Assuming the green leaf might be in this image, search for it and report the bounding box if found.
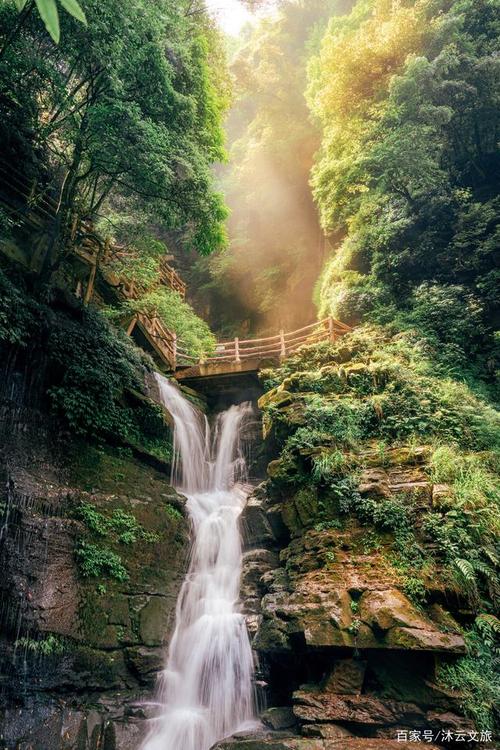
[14,0,28,10]
[59,0,87,25]
[35,0,60,43]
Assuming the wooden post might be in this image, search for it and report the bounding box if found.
[70,213,78,242]
[172,332,177,370]
[126,316,137,335]
[103,237,111,261]
[280,329,286,358]
[328,316,335,343]
[84,260,97,304]
[234,337,240,363]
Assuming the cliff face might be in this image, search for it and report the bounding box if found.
[229,328,499,750]
[1,319,498,750]
[0,355,189,750]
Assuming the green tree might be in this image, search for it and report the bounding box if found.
[0,0,229,284]
[309,0,499,381]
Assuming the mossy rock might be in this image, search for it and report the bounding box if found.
[69,646,129,689]
[258,389,294,411]
[282,488,318,534]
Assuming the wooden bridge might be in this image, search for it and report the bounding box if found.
[174,316,351,379]
[0,162,352,378]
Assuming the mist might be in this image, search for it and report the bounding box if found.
[198,0,337,336]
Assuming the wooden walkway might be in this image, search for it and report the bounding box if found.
[174,317,352,380]
[0,163,352,375]
[0,161,185,369]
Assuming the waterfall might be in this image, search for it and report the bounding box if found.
[142,374,257,750]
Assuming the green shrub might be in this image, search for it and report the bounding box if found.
[312,450,350,482]
[47,307,145,439]
[439,617,500,732]
[424,445,499,606]
[76,502,160,546]
[0,268,173,446]
[407,283,486,364]
[76,541,129,582]
[15,634,67,656]
[372,496,413,534]
[164,504,183,522]
[0,268,39,346]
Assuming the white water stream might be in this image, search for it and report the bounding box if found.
[141,374,257,750]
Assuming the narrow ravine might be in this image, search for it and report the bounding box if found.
[142,374,257,750]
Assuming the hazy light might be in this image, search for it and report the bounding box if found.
[205,0,254,36]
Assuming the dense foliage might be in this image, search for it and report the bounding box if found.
[261,327,500,728]
[308,0,499,380]
[0,0,229,279]
[0,266,173,454]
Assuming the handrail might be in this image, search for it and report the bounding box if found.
[0,161,352,374]
[174,316,351,371]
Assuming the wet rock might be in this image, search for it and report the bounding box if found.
[427,604,462,632]
[358,589,431,632]
[258,389,294,412]
[386,627,465,653]
[210,731,322,750]
[125,646,164,682]
[260,568,289,594]
[323,659,367,695]
[102,719,146,750]
[106,596,130,627]
[302,723,354,738]
[282,488,319,534]
[241,495,276,548]
[139,596,171,646]
[242,550,278,595]
[211,733,441,749]
[426,710,475,733]
[265,504,289,544]
[245,612,262,636]
[358,469,390,498]
[293,690,425,727]
[261,706,297,730]
[254,613,291,652]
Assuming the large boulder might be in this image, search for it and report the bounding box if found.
[293,690,425,726]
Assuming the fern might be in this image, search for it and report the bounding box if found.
[453,558,479,605]
[476,614,500,656]
[476,614,500,634]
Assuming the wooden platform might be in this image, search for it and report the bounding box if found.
[176,358,267,381]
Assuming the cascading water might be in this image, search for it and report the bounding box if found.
[142,374,257,750]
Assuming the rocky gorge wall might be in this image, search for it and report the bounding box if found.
[0,354,190,750]
[217,328,499,750]
[0,321,498,750]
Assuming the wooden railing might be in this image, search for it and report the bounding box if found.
[0,162,352,374]
[173,317,352,371]
[0,161,186,370]
[0,161,186,299]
